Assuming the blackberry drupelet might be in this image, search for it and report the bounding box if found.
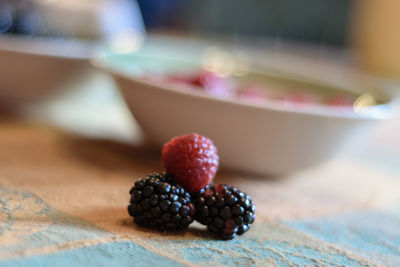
[193,184,256,240]
[128,172,195,231]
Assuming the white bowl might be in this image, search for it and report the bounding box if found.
[0,36,94,103]
[98,52,394,176]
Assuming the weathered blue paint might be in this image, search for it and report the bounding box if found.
[0,241,183,267]
[177,239,366,266]
[0,186,396,266]
[287,210,400,266]
[0,187,110,258]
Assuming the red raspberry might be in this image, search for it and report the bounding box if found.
[282,92,316,107]
[325,95,355,107]
[237,86,271,104]
[162,133,219,193]
[170,71,234,99]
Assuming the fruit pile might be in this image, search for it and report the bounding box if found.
[128,133,256,240]
[147,71,357,109]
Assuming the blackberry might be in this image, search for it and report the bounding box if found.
[128,172,195,231]
[193,184,256,240]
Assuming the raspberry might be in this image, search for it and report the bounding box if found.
[237,86,271,104]
[325,95,355,107]
[128,172,195,231]
[162,134,219,193]
[281,92,316,107]
[169,71,235,98]
[193,184,256,240]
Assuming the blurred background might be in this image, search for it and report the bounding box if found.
[139,0,350,47]
[0,0,399,145]
[0,0,398,75]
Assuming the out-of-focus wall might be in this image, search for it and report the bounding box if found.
[351,0,400,78]
[138,0,351,47]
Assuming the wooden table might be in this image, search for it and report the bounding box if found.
[1,71,400,266]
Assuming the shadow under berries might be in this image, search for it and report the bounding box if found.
[119,217,217,240]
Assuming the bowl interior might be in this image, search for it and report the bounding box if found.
[99,47,394,118]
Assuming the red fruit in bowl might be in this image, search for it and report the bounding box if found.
[326,95,355,107]
[281,91,316,107]
[166,71,235,99]
[165,74,189,84]
[188,71,234,98]
[237,86,270,103]
[162,133,219,193]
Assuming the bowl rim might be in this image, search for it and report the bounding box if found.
[93,55,395,122]
[0,35,98,60]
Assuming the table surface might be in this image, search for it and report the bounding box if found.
[1,69,400,267]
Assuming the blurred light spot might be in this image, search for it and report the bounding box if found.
[202,47,249,77]
[202,47,236,77]
[109,28,144,54]
[353,94,376,113]
[0,9,13,33]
